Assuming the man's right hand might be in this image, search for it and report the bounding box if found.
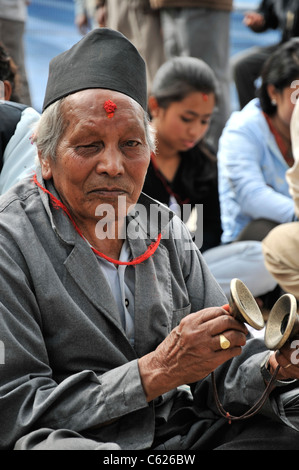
[138,307,248,402]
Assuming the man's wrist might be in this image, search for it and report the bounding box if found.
[261,353,297,387]
[138,352,173,403]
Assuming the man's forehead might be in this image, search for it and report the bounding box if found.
[62,89,145,137]
[65,88,142,114]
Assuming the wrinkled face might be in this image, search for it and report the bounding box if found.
[151,91,215,152]
[40,89,151,228]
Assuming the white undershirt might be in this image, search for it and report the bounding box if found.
[95,240,136,346]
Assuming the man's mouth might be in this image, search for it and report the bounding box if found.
[88,187,127,196]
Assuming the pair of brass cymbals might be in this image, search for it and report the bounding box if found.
[228,278,299,350]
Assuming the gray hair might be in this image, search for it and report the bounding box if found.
[34,96,156,163]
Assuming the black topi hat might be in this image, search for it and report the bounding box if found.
[42,28,147,111]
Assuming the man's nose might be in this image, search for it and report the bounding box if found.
[95,146,124,177]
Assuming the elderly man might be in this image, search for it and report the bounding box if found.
[0,29,299,451]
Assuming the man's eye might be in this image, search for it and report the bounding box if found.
[123,140,140,147]
[75,144,101,153]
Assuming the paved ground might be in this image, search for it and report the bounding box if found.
[24,0,281,113]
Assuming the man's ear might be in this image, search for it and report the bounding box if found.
[39,152,53,180]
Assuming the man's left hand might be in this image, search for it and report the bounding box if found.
[269,340,299,381]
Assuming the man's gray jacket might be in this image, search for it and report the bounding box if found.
[0,169,295,449]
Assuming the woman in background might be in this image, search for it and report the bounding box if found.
[143,56,222,252]
[143,56,277,308]
[0,42,39,193]
[218,38,299,245]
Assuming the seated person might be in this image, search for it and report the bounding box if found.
[143,56,222,252]
[1,28,299,451]
[263,98,299,299]
[218,39,299,245]
[231,0,299,109]
[73,0,98,34]
[0,41,20,102]
[143,56,276,301]
[0,43,38,193]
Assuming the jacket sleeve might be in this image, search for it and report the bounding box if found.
[0,210,227,449]
[218,115,295,224]
[0,231,149,449]
[0,107,39,194]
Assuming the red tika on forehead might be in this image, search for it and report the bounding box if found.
[103,99,117,118]
[202,93,208,101]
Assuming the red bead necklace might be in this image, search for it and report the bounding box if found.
[33,173,161,266]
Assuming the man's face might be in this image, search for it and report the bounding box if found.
[40,89,151,228]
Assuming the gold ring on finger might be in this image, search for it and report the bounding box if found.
[219,334,231,350]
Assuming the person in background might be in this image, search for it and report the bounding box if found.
[144,55,277,303]
[218,39,299,247]
[0,43,39,193]
[0,42,20,102]
[143,56,222,252]
[1,28,299,451]
[231,0,299,109]
[73,0,98,34]
[263,99,299,299]
[0,0,32,106]
[96,0,165,92]
[149,0,232,151]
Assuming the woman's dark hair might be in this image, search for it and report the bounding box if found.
[0,42,20,102]
[150,56,219,108]
[258,37,299,115]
